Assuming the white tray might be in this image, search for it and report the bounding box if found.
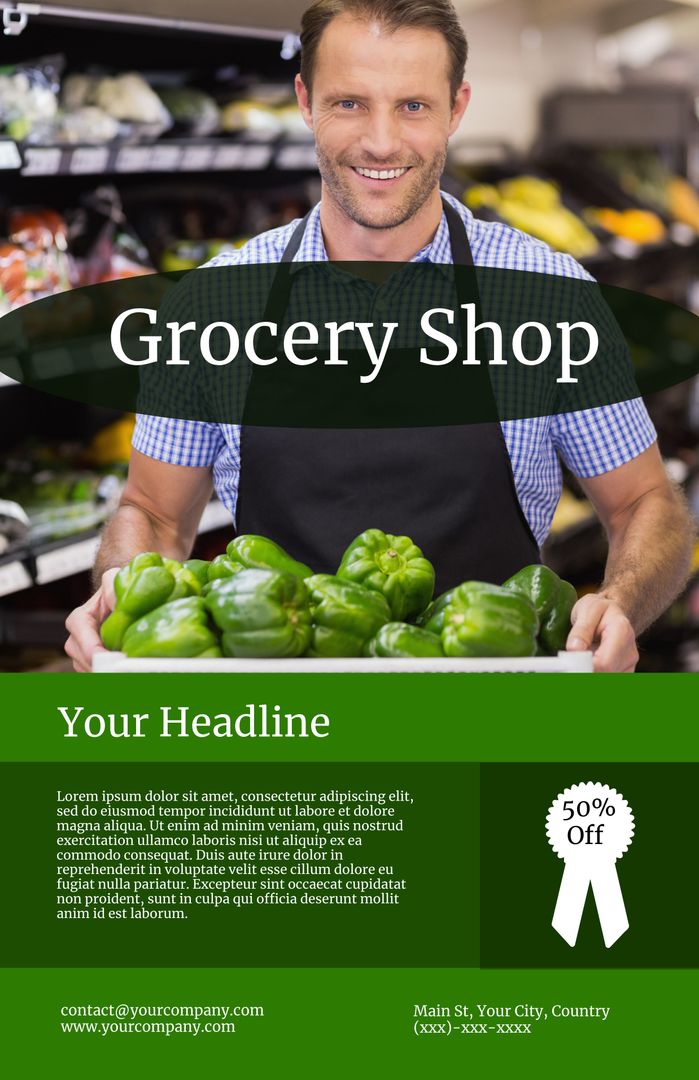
[93,651,593,673]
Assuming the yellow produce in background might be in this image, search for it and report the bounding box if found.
[585,207,665,245]
[464,177,599,259]
[498,176,560,210]
[86,414,135,466]
[548,489,594,535]
[667,178,699,232]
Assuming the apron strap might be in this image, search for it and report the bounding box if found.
[280,209,314,264]
[442,197,474,267]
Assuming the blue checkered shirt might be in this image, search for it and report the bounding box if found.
[133,191,656,545]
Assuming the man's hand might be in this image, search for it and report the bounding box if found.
[64,451,215,671]
[566,593,639,673]
[574,445,695,670]
[64,569,118,673]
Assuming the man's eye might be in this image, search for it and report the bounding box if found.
[405,102,424,112]
[339,100,357,110]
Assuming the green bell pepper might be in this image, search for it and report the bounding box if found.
[100,557,170,648]
[208,554,244,583]
[101,552,202,651]
[337,529,435,621]
[154,556,204,600]
[226,535,313,580]
[305,574,390,657]
[416,589,455,634]
[121,597,221,658]
[169,566,202,600]
[417,582,496,635]
[101,564,174,651]
[364,622,443,658]
[540,578,577,654]
[205,568,312,658]
[183,559,211,590]
[442,581,538,658]
[503,565,560,620]
[503,564,577,655]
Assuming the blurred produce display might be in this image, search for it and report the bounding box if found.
[0,55,61,142]
[464,175,599,258]
[0,194,156,314]
[0,427,131,544]
[156,87,219,137]
[598,151,699,233]
[0,49,308,147]
[457,151,699,261]
[0,208,71,313]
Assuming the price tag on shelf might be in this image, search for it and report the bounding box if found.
[69,146,109,175]
[668,222,696,247]
[181,144,214,171]
[116,146,153,173]
[276,143,317,170]
[239,145,274,170]
[22,147,62,177]
[0,561,32,597]
[149,144,182,171]
[213,143,247,169]
[36,537,100,586]
[0,140,21,170]
[609,237,640,260]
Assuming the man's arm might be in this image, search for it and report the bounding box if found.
[92,450,214,583]
[566,444,695,671]
[65,450,215,671]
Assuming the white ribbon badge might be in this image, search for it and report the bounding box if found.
[546,782,634,949]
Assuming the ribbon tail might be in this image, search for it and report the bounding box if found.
[552,862,590,947]
[591,861,629,948]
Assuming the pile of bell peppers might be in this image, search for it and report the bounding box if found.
[100,530,577,660]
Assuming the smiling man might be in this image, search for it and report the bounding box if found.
[297,2,470,255]
[65,0,694,672]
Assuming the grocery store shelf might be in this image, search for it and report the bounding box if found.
[6,137,317,179]
[0,498,231,598]
[0,560,33,597]
[0,0,302,39]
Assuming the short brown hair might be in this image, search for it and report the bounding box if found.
[299,0,468,104]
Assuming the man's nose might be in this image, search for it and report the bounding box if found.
[358,110,403,162]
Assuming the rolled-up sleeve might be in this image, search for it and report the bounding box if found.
[550,399,657,478]
[132,414,225,467]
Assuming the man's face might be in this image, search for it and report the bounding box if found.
[296,15,469,230]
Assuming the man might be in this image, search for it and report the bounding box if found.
[66,0,694,672]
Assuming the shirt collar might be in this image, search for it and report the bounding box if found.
[290,196,466,278]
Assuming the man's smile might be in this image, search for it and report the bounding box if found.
[351,165,413,184]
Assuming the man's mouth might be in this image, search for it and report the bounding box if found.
[352,166,412,181]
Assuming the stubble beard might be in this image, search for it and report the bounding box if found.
[315,142,448,230]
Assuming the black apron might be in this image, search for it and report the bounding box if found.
[235,199,539,592]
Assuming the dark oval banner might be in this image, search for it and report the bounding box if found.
[0,264,697,426]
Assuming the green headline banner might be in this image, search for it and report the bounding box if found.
[1,673,696,762]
